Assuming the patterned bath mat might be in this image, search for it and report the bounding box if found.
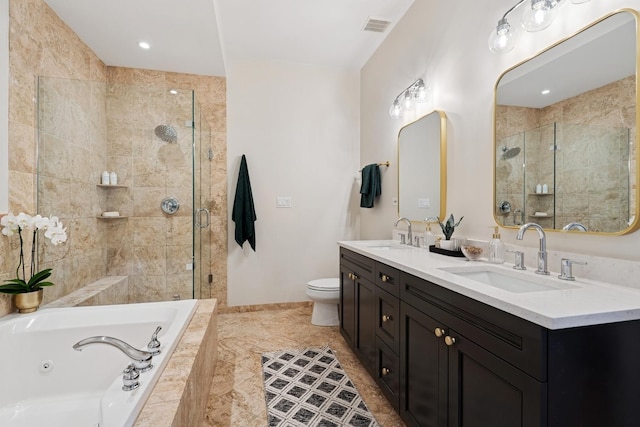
[261,346,379,427]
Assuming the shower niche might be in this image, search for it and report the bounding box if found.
[495,122,631,233]
[36,76,213,304]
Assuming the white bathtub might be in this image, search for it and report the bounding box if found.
[0,299,198,427]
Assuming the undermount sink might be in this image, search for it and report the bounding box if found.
[439,265,579,293]
[366,242,412,250]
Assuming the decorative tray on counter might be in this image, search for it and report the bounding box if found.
[428,245,466,258]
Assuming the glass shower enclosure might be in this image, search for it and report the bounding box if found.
[495,122,631,233]
[36,77,212,303]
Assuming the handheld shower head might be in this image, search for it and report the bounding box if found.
[154,125,177,143]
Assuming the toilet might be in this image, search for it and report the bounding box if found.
[306,278,340,326]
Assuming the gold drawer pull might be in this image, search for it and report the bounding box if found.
[445,336,457,346]
[434,327,446,338]
[381,367,390,376]
[381,274,390,282]
[382,315,392,322]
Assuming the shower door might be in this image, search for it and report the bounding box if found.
[193,99,212,299]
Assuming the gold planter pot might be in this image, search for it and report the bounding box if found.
[14,289,44,313]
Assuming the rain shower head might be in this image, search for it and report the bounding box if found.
[154,125,177,143]
[501,145,521,160]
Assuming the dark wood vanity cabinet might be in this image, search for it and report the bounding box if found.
[339,248,377,375]
[339,247,640,427]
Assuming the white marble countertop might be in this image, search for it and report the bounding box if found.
[338,240,640,330]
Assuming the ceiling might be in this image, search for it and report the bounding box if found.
[43,0,415,77]
[497,12,636,108]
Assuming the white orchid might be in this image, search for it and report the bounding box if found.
[0,212,68,294]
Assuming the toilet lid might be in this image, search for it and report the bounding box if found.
[307,278,340,291]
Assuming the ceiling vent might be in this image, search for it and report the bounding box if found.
[362,17,391,33]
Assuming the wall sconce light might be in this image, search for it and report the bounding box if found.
[388,78,427,119]
[489,0,590,54]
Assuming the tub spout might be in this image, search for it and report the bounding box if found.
[73,336,154,372]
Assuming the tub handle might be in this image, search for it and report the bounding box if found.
[122,363,140,391]
[147,326,162,355]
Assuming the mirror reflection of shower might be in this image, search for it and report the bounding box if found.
[154,124,177,143]
[501,145,521,160]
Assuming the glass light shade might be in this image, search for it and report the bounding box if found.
[522,0,558,32]
[489,18,517,53]
[402,90,414,111]
[415,80,427,103]
[389,99,402,119]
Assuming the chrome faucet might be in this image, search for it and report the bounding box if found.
[516,222,549,275]
[73,336,154,372]
[394,217,413,245]
[562,222,587,231]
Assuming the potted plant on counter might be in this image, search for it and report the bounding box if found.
[437,214,463,250]
[0,213,67,313]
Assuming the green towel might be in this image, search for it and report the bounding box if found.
[360,163,381,208]
[232,155,257,250]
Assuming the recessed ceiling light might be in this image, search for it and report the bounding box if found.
[541,89,551,95]
[169,89,178,95]
[138,41,151,50]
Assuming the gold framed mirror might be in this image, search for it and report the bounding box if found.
[398,110,447,221]
[494,9,639,235]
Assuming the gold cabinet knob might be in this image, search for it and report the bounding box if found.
[382,315,392,322]
[444,336,456,346]
[381,274,390,282]
[434,327,446,338]
[381,367,390,376]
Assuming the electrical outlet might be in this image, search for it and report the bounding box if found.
[418,198,430,208]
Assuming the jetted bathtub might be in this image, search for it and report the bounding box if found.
[0,299,198,427]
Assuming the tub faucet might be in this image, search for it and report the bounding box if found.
[394,217,413,246]
[516,222,549,275]
[73,336,154,372]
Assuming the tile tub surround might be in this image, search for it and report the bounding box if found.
[339,240,640,329]
[204,305,403,427]
[135,298,218,427]
[43,276,129,308]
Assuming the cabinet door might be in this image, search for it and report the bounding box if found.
[447,328,546,427]
[356,276,376,374]
[339,265,356,347]
[400,302,448,427]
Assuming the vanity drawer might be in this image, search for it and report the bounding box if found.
[375,287,400,354]
[375,262,400,297]
[376,337,400,411]
[400,272,548,381]
[340,248,375,282]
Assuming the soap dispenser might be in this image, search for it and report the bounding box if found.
[424,222,436,248]
[488,226,505,264]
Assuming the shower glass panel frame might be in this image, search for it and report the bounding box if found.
[36,76,211,304]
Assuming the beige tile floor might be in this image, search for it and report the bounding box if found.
[204,306,405,426]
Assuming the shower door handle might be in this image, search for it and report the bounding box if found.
[196,208,210,229]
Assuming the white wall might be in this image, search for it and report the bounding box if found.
[226,60,360,306]
[361,0,640,262]
[0,1,8,213]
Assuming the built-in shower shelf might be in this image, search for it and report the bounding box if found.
[96,184,128,189]
[529,214,553,218]
[96,216,128,219]
[528,193,554,196]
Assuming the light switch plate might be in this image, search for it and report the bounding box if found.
[276,197,292,208]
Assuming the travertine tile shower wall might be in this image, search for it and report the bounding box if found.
[496,75,636,232]
[1,0,228,317]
